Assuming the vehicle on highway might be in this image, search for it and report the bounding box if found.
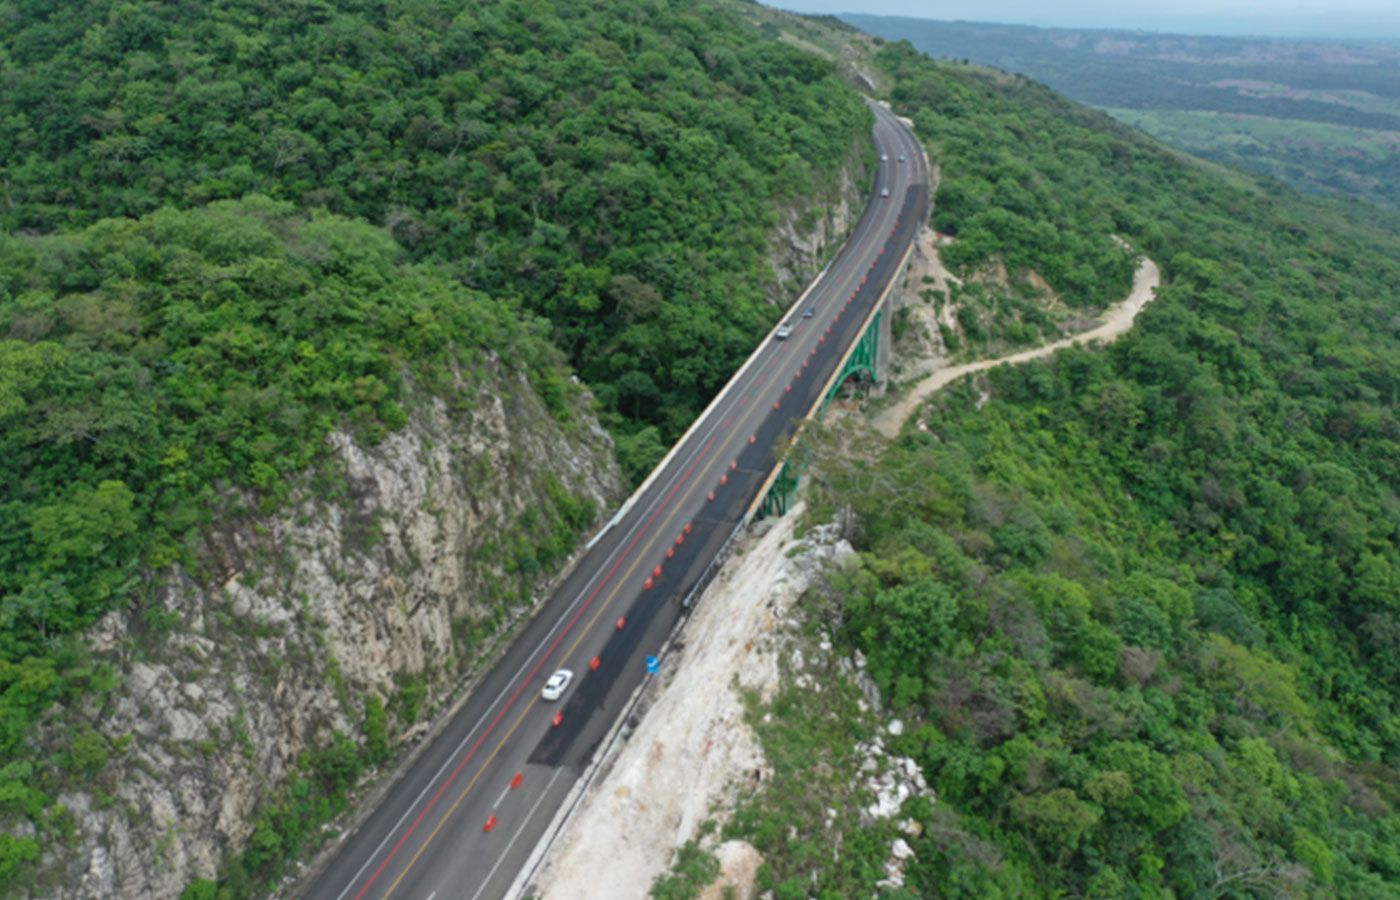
[881,187,889,198]
[803,307,815,318]
[898,154,905,162]
[881,153,888,161]
[542,669,573,701]
[775,323,793,340]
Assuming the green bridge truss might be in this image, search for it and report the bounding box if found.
[756,309,882,520]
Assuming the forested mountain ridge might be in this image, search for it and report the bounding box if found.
[843,15,1400,216]
[0,199,632,900]
[671,16,1400,900]
[0,0,871,448]
[5,0,1400,898]
[0,2,875,898]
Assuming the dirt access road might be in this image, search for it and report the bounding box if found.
[526,246,1162,898]
[871,247,1162,438]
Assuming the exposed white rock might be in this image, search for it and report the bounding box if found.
[534,509,862,900]
[855,732,933,829]
[875,837,916,890]
[767,146,870,304]
[853,668,881,708]
[40,361,625,900]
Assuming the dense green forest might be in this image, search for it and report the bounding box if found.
[0,197,580,890]
[843,15,1400,214]
[7,0,1400,897]
[722,35,1400,900]
[0,0,869,446]
[0,1,873,893]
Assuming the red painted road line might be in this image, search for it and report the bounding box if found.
[755,374,766,388]
[348,128,914,895]
[722,416,732,428]
[348,437,719,900]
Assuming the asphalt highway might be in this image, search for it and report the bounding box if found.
[297,100,929,900]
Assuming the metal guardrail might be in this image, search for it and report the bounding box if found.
[678,520,744,609]
[682,193,924,607]
[743,229,919,526]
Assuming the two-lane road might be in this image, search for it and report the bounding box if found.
[299,101,929,900]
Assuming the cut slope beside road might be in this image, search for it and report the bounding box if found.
[296,104,927,900]
[530,505,825,899]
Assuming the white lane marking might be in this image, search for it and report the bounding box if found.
[426,893,436,900]
[493,782,512,810]
[327,332,791,900]
[327,111,926,900]
[336,185,865,900]
[468,769,566,900]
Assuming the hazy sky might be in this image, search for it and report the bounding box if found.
[776,1,1400,39]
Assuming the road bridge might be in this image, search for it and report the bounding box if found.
[297,100,929,900]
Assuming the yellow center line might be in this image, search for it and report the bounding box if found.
[376,146,909,900]
[377,433,743,900]
[379,688,542,898]
[376,316,832,900]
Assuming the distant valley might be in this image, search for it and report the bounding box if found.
[843,15,1400,215]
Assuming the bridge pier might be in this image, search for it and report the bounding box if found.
[755,260,906,520]
[754,180,927,521]
[876,286,893,393]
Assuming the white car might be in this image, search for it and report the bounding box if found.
[880,187,890,198]
[898,154,905,162]
[542,669,573,701]
[775,323,793,340]
[881,153,888,161]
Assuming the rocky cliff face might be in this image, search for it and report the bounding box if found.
[31,147,873,900]
[767,140,872,308]
[42,358,625,900]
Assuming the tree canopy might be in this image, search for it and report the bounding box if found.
[0,1,875,893]
[739,39,1400,900]
[0,0,871,449]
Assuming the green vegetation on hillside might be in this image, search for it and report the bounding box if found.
[843,15,1400,214]
[0,0,870,450]
[0,1,876,893]
[0,197,581,894]
[725,35,1400,900]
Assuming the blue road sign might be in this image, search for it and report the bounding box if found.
[645,655,659,673]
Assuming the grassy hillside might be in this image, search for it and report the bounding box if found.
[842,16,1400,215]
[712,30,1400,900]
